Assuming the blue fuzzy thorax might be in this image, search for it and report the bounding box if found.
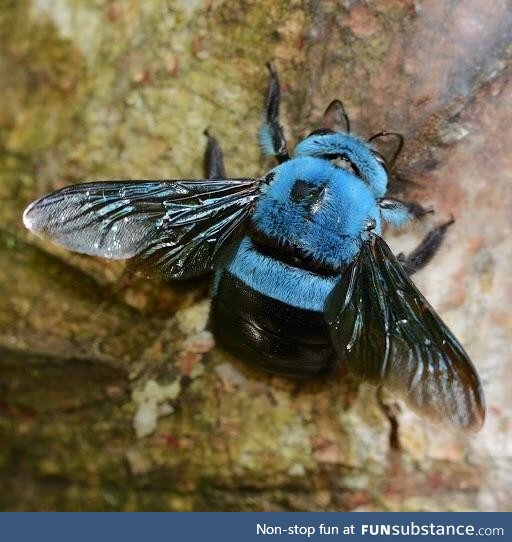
[250,156,382,270]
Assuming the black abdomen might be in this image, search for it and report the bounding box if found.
[210,271,336,377]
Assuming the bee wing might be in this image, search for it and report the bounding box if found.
[325,235,485,431]
[23,178,261,279]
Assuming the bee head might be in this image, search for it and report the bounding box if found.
[294,132,389,198]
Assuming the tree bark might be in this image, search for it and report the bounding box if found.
[1,0,511,511]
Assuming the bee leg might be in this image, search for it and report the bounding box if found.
[398,217,455,276]
[376,386,401,451]
[259,62,290,163]
[203,129,226,179]
[378,197,433,228]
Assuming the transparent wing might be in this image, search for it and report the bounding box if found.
[23,178,261,279]
[325,235,485,431]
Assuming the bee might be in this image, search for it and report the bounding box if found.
[23,64,485,431]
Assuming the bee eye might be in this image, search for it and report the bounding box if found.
[371,151,389,175]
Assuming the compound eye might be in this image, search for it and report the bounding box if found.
[371,151,389,175]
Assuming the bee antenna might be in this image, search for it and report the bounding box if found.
[322,99,351,133]
[367,131,404,166]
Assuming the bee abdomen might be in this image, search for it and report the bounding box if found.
[210,271,337,378]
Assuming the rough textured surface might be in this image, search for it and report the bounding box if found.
[1,0,511,511]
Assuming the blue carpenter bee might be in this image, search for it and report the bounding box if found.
[23,64,485,431]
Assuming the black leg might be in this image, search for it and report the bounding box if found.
[397,200,433,219]
[259,62,289,163]
[203,129,226,179]
[379,197,434,229]
[398,217,455,276]
[404,201,434,218]
[376,386,401,451]
[378,196,433,220]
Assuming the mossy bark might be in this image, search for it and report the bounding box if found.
[1,0,511,511]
